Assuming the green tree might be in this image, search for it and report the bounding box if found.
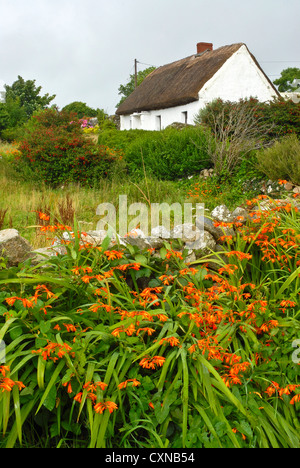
[0,103,10,131]
[62,101,98,119]
[273,68,300,92]
[4,75,56,118]
[116,66,156,108]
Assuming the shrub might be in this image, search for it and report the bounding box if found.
[194,98,277,177]
[196,97,300,142]
[256,134,300,185]
[123,127,211,180]
[16,109,121,187]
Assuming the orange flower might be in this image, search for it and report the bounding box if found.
[136,327,156,336]
[118,379,141,390]
[225,251,252,261]
[63,323,77,333]
[139,355,166,370]
[160,336,180,347]
[290,394,300,405]
[104,250,123,261]
[37,211,50,221]
[0,377,25,392]
[94,401,118,414]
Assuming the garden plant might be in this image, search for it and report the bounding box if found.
[0,194,299,448]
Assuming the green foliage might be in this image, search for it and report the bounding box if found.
[117,66,156,108]
[196,97,300,141]
[0,104,10,132]
[99,127,211,180]
[4,76,56,119]
[62,101,98,119]
[15,109,121,187]
[256,134,300,185]
[0,199,299,448]
[273,68,300,93]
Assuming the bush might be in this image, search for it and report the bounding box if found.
[16,109,121,187]
[256,134,300,185]
[100,127,211,180]
[196,97,300,142]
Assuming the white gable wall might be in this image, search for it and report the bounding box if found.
[120,45,278,131]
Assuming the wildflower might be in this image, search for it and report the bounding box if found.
[104,250,123,261]
[160,336,180,347]
[139,355,166,370]
[159,274,175,285]
[94,401,118,414]
[218,264,239,275]
[62,380,73,394]
[0,374,25,392]
[118,379,141,390]
[63,323,77,333]
[136,327,156,336]
[225,251,252,261]
[74,392,83,403]
[37,211,50,221]
[290,394,300,405]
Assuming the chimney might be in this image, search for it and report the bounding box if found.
[197,42,213,54]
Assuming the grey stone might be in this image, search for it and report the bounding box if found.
[185,230,216,255]
[151,226,171,239]
[231,207,249,223]
[284,182,294,192]
[171,223,200,242]
[0,229,32,266]
[211,205,233,223]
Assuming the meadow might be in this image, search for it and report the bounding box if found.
[0,120,300,448]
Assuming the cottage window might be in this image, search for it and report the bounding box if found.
[155,115,162,131]
[181,111,188,124]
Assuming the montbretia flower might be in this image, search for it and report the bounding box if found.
[94,401,118,414]
[139,356,166,369]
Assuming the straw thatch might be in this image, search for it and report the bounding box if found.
[116,43,278,115]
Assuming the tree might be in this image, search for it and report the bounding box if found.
[0,103,10,131]
[116,66,156,108]
[273,68,300,93]
[4,75,56,118]
[62,101,98,119]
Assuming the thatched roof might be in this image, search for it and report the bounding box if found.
[116,43,279,115]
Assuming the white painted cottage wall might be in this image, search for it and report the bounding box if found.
[120,45,278,131]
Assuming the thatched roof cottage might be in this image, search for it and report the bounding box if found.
[116,42,279,131]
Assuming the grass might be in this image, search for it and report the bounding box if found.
[0,140,259,248]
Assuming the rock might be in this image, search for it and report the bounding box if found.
[171,223,200,242]
[0,229,32,266]
[151,226,171,239]
[211,205,233,223]
[185,230,216,255]
[196,215,222,242]
[231,207,249,223]
[121,229,152,250]
[293,186,300,194]
[284,182,294,192]
[84,230,114,245]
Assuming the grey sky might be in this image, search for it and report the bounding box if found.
[0,0,299,115]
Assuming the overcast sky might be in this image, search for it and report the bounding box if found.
[0,0,299,115]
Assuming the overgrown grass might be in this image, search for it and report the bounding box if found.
[0,140,259,248]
